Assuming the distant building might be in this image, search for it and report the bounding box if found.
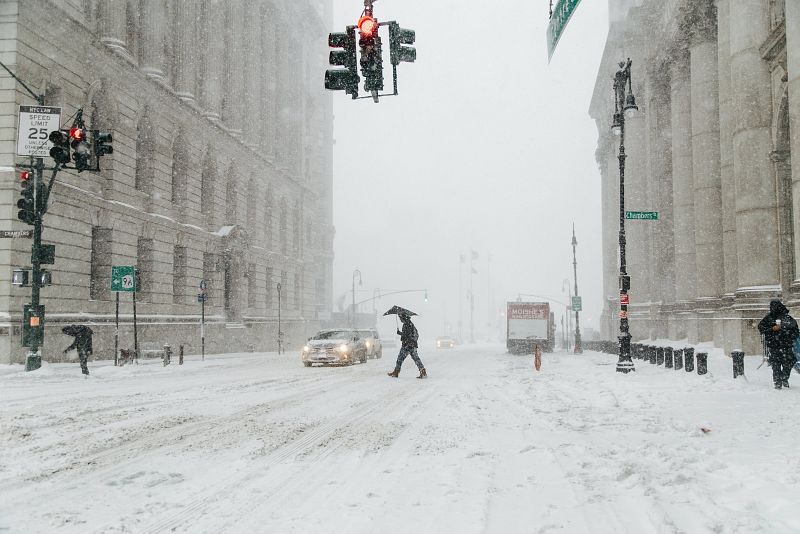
[0,0,334,363]
[590,0,798,354]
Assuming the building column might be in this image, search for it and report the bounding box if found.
[224,3,245,137]
[98,0,128,54]
[689,9,724,340]
[201,0,224,122]
[786,0,800,287]
[645,66,674,339]
[670,53,696,340]
[244,1,261,149]
[174,0,197,104]
[140,0,167,81]
[597,134,617,340]
[730,0,779,291]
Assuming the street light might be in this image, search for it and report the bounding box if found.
[277,282,283,354]
[571,224,582,354]
[352,269,362,328]
[611,58,638,373]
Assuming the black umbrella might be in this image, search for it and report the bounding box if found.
[383,305,418,317]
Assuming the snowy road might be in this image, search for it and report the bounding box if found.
[2,344,800,533]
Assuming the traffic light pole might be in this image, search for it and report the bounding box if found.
[24,157,44,370]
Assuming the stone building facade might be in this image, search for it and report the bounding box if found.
[0,0,335,364]
[590,0,798,354]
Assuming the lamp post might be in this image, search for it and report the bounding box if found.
[277,282,283,354]
[571,224,582,354]
[611,58,638,373]
[352,269,362,328]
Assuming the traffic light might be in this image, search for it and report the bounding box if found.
[17,171,35,225]
[358,16,383,93]
[325,28,359,98]
[389,23,416,65]
[93,130,113,163]
[70,127,91,172]
[48,130,70,165]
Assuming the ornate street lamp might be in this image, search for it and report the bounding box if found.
[612,58,638,373]
[572,224,582,354]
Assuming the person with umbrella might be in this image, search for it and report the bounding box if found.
[384,306,427,379]
[62,324,94,375]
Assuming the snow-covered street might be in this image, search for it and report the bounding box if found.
[2,345,800,533]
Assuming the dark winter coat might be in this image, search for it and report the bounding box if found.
[63,325,93,355]
[758,300,798,355]
[397,317,419,349]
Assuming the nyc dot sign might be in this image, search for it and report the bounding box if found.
[16,106,61,157]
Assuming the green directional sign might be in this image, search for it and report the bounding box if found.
[571,296,582,312]
[625,211,659,220]
[547,0,583,61]
[111,265,136,292]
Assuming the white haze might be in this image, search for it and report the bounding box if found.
[331,0,609,342]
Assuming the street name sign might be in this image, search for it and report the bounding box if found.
[547,0,583,61]
[0,230,32,238]
[625,211,659,220]
[16,106,61,157]
[571,296,582,312]
[111,266,136,292]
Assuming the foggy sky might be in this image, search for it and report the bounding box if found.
[330,0,609,341]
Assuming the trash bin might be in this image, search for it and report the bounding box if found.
[673,348,683,370]
[684,347,695,373]
[664,347,673,369]
[731,350,744,379]
[696,352,708,375]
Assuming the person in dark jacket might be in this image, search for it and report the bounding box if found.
[758,300,798,389]
[63,325,93,375]
[387,313,427,379]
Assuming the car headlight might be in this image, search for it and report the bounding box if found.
[303,345,310,353]
[338,344,349,353]
[366,341,371,348]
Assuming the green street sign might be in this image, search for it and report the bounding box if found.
[111,265,136,292]
[571,296,582,312]
[625,211,659,220]
[547,0,583,61]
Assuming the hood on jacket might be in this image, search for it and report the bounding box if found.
[770,299,789,317]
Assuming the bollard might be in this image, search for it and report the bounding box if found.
[674,348,683,370]
[163,344,172,366]
[664,347,673,369]
[179,344,184,365]
[731,350,744,379]
[684,347,695,373]
[649,345,657,364]
[696,352,708,375]
[656,347,665,366]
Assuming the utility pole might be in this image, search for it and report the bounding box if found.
[277,282,283,354]
[572,224,582,354]
[352,269,362,328]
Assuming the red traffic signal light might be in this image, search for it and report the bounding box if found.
[20,171,30,181]
[358,15,377,37]
[69,127,84,141]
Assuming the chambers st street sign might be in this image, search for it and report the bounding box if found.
[547,0,583,61]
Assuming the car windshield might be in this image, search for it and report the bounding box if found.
[356,330,374,337]
[313,330,353,340]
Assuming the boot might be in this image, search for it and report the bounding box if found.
[387,368,400,378]
[417,368,427,379]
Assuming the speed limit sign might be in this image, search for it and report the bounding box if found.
[16,106,61,157]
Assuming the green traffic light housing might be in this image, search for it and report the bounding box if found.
[70,128,91,172]
[389,23,416,65]
[325,28,359,98]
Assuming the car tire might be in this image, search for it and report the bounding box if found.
[303,362,311,367]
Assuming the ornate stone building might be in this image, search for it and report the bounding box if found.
[590,0,798,354]
[0,0,334,363]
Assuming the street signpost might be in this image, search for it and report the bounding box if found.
[571,296,582,312]
[625,211,659,220]
[0,230,33,238]
[16,106,60,157]
[547,0,583,61]
[111,266,138,365]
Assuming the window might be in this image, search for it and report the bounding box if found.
[171,131,188,207]
[265,266,273,312]
[247,263,256,308]
[135,114,155,193]
[90,227,112,300]
[226,169,238,224]
[203,252,216,300]
[246,178,257,225]
[136,237,154,300]
[294,272,301,311]
[293,200,301,256]
[264,187,273,249]
[279,198,287,255]
[201,153,215,218]
[173,245,186,303]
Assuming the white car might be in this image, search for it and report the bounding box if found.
[356,329,382,359]
[301,329,368,367]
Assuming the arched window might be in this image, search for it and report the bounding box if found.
[135,112,155,193]
[293,199,301,255]
[279,197,288,255]
[264,186,273,249]
[171,129,188,207]
[201,151,216,218]
[246,177,257,225]
[225,166,239,224]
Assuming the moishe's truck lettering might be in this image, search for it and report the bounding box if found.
[506,301,555,354]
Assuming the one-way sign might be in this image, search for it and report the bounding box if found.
[16,106,61,157]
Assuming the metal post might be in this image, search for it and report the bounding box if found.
[114,292,119,366]
[352,269,362,329]
[277,282,282,354]
[571,224,582,354]
[24,157,44,371]
[201,295,205,361]
[470,255,475,344]
[613,58,636,374]
[133,269,139,364]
